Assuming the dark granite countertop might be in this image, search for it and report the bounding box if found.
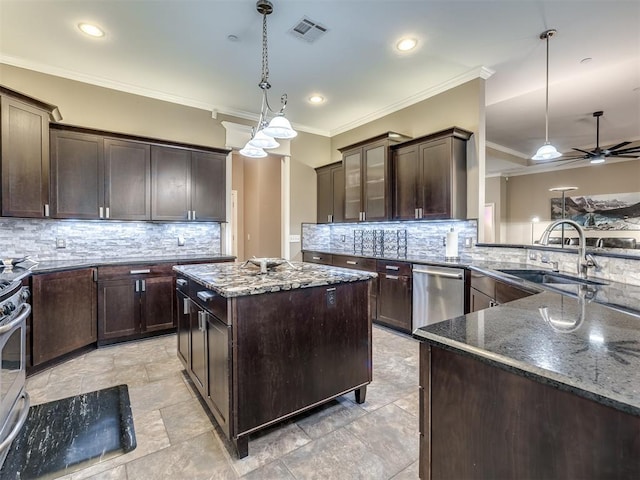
[174,261,377,298]
[413,290,640,417]
[15,255,236,274]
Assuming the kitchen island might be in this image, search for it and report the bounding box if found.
[173,260,376,458]
[413,286,640,479]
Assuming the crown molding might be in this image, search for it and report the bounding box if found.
[329,66,495,136]
[486,141,529,159]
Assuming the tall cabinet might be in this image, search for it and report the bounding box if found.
[315,161,344,224]
[392,127,472,220]
[0,86,61,218]
[339,132,409,222]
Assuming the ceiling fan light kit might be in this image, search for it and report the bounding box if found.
[532,29,562,162]
[240,0,297,158]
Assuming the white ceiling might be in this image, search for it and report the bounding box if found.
[1,0,639,175]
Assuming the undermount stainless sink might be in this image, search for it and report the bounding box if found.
[498,269,608,286]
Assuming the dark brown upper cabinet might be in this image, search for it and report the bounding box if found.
[392,127,472,220]
[50,128,104,219]
[151,146,226,222]
[339,132,409,222]
[1,87,61,218]
[315,161,344,224]
[104,138,151,220]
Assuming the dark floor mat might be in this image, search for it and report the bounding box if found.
[1,384,136,479]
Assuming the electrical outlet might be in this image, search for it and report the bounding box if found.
[341,235,346,242]
[178,236,185,246]
[464,237,472,248]
[56,238,66,249]
[529,251,537,261]
[326,288,336,308]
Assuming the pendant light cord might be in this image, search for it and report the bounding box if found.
[545,31,550,143]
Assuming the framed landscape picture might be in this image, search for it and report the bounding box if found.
[551,192,640,230]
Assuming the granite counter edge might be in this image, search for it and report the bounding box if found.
[412,329,640,418]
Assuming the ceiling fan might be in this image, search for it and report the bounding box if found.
[566,111,640,164]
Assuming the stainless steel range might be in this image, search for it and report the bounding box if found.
[0,277,31,469]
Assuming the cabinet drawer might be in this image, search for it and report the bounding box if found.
[302,251,333,265]
[376,259,411,276]
[332,254,376,272]
[98,263,175,280]
[470,271,495,298]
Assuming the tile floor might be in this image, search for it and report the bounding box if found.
[25,325,420,479]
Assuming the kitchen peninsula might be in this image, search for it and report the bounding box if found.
[173,260,376,458]
[414,283,640,479]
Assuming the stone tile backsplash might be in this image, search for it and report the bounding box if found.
[302,220,478,259]
[0,218,221,260]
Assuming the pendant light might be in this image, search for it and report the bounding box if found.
[532,29,562,161]
[240,0,297,158]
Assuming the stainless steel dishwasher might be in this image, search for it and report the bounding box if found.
[412,265,465,329]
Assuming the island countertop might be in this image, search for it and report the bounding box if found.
[173,261,377,298]
[413,289,640,417]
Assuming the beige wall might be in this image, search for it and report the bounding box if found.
[485,176,507,243]
[242,155,281,260]
[289,158,317,260]
[502,161,640,244]
[231,153,245,261]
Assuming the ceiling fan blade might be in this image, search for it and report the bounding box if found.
[606,141,631,151]
[610,154,640,159]
[572,147,594,156]
[612,147,640,155]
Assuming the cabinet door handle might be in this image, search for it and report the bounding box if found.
[414,208,418,219]
[130,269,151,275]
[385,274,400,280]
[44,204,50,217]
[346,260,357,265]
[197,290,215,302]
[192,210,196,220]
[419,208,423,219]
[187,210,191,221]
[362,212,366,221]
[312,256,321,260]
[141,279,146,292]
[106,207,110,219]
[134,280,139,292]
[183,297,190,315]
[99,206,104,219]
[385,265,399,271]
[176,278,188,287]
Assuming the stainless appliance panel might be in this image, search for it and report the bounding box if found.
[412,265,465,330]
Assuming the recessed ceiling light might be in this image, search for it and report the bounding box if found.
[78,23,105,38]
[580,57,592,64]
[227,34,239,42]
[396,38,417,52]
[308,94,325,104]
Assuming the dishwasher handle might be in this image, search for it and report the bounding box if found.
[413,268,463,279]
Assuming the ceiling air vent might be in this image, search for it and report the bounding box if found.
[288,17,328,43]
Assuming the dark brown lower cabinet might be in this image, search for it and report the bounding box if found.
[30,268,97,367]
[469,271,536,312]
[97,264,175,344]
[419,343,640,479]
[376,260,412,332]
[177,274,372,458]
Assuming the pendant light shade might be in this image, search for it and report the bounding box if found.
[247,130,280,149]
[532,29,562,161]
[263,115,298,139]
[533,142,562,161]
[239,144,268,158]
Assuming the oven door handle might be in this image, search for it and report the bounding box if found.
[0,391,30,453]
[0,303,31,335]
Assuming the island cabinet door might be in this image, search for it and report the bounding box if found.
[206,313,230,438]
[140,275,175,332]
[176,290,191,368]
[233,281,371,434]
[190,307,207,392]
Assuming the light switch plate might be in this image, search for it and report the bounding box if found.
[56,238,66,249]
[178,236,185,246]
[289,234,301,243]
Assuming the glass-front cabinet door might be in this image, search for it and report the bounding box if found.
[363,142,387,220]
[343,149,362,222]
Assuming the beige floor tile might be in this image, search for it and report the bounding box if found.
[345,403,419,476]
[128,372,192,414]
[295,396,366,440]
[393,389,420,417]
[225,422,312,477]
[239,459,295,479]
[125,431,237,480]
[281,428,392,480]
[161,398,215,445]
[391,460,419,479]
